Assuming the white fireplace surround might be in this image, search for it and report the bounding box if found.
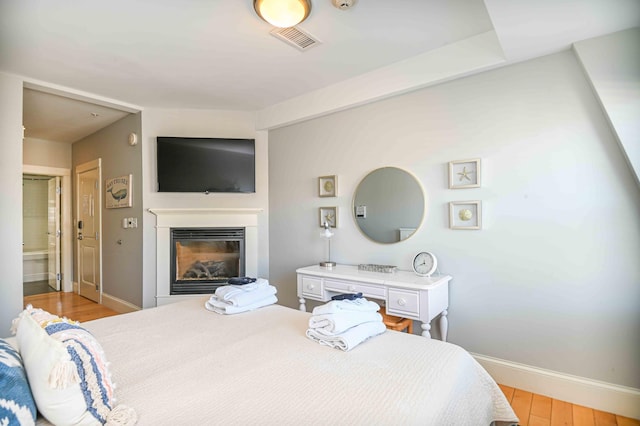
[149,208,262,306]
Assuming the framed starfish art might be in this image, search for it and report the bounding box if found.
[448,159,481,189]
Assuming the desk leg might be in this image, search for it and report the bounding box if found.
[298,297,307,312]
[420,322,431,339]
[439,310,448,342]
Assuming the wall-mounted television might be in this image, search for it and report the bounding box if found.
[157,137,255,193]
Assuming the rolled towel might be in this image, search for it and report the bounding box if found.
[311,298,380,316]
[215,278,270,301]
[205,294,278,315]
[306,321,387,351]
[308,311,383,335]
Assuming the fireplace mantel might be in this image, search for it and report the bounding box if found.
[151,207,261,306]
[149,208,264,216]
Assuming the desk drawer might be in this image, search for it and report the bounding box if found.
[386,288,420,317]
[301,276,323,298]
[324,279,385,299]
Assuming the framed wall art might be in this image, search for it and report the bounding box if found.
[318,175,337,197]
[319,207,338,228]
[105,174,133,208]
[449,201,481,230]
[449,159,481,189]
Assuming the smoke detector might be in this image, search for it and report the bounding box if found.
[332,0,355,10]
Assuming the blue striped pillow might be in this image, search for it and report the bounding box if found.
[14,307,136,425]
[0,338,37,426]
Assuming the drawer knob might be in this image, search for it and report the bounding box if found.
[397,298,406,306]
[348,285,356,292]
[307,284,315,290]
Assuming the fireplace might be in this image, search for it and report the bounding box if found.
[170,228,245,295]
[150,208,261,306]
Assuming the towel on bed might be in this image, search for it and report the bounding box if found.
[215,278,270,301]
[311,298,380,315]
[205,295,278,315]
[306,321,386,351]
[308,311,383,335]
[214,285,277,307]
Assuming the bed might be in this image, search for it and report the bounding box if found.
[7,297,518,425]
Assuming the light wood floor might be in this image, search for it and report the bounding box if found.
[23,291,119,323]
[23,292,639,426]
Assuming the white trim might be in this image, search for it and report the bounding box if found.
[23,79,142,113]
[148,208,264,216]
[150,208,261,304]
[472,353,640,420]
[23,164,73,293]
[101,293,140,314]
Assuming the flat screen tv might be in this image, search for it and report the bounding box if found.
[157,137,255,193]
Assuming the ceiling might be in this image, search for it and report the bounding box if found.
[1,0,638,143]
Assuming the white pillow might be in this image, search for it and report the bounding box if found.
[14,307,135,426]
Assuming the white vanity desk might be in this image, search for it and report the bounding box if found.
[296,264,452,340]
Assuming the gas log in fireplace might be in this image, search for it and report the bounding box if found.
[170,227,245,295]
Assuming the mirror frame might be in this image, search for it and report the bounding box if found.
[352,166,426,244]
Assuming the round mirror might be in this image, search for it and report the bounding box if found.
[353,167,425,244]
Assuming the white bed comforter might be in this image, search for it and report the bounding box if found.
[40,298,518,425]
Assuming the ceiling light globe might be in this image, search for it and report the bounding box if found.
[254,0,311,28]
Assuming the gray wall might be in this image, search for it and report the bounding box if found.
[0,72,24,337]
[268,51,640,388]
[23,137,72,169]
[73,113,143,307]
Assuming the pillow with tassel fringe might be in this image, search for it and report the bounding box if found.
[12,306,136,425]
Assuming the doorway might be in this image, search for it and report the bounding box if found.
[22,165,73,298]
[23,174,59,295]
[75,159,102,303]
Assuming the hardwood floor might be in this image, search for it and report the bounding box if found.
[499,382,639,426]
[23,292,639,426]
[23,291,119,323]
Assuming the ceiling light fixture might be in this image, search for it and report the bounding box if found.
[254,0,311,28]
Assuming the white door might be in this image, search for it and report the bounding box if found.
[47,177,61,291]
[75,159,102,303]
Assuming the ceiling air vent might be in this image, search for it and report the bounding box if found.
[270,26,321,51]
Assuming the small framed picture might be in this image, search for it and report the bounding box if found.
[449,201,481,230]
[449,159,481,189]
[319,207,338,228]
[318,175,337,197]
[105,174,133,208]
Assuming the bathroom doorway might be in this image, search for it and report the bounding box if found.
[23,174,60,295]
[22,165,73,298]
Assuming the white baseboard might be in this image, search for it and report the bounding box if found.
[71,281,140,314]
[472,353,640,420]
[101,293,140,314]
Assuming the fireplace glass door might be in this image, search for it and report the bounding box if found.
[170,228,245,294]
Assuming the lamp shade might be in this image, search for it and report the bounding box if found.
[254,0,311,28]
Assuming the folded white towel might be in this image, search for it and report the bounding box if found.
[311,298,380,315]
[308,311,383,335]
[215,278,269,301]
[205,294,278,315]
[216,285,277,307]
[306,321,387,351]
